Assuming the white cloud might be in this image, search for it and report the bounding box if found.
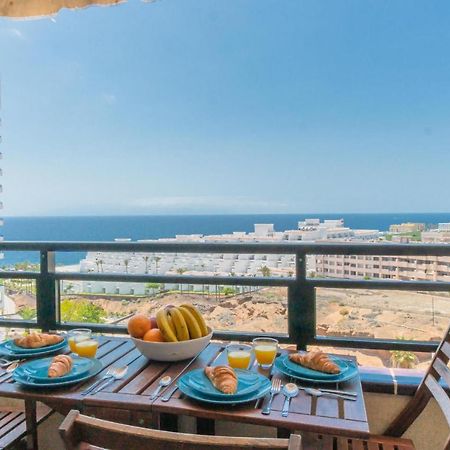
[4,28,26,40]
[131,196,289,213]
[102,93,117,105]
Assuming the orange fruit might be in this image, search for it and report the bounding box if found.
[127,314,152,338]
[143,328,165,342]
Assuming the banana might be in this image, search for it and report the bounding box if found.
[167,314,176,336]
[178,306,203,339]
[168,307,190,341]
[156,309,178,342]
[181,304,209,336]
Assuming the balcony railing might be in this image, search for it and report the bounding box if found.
[1,240,450,353]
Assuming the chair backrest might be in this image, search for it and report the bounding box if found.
[59,410,302,450]
[385,323,450,449]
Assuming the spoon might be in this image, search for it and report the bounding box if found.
[91,366,129,395]
[0,361,21,383]
[281,383,299,417]
[5,362,19,373]
[0,359,21,368]
[149,376,172,400]
[303,387,356,401]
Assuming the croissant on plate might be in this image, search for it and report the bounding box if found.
[289,351,340,374]
[48,355,73,378]
[14,333,64,349]
[204,366,238,394]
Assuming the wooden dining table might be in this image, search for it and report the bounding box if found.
[0,336,369,450]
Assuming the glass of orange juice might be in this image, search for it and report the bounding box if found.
[226,344,252,369]
[68,329,92,354]
[74,338,99,358]
[253,337,278,369]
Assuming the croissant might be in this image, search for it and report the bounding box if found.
[204,366,238,394]
[48,355,73,378]
[14,333,64,349]
[289,351,340,374]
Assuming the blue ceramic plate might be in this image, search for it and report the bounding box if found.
[178,375,271,405]
[181,369,263,398]
[280,354,349,380]
[19,356,94,383]
[13,358,102,388]
[4,338,67,355]
[0,340,68,359]
[274,357,358,384]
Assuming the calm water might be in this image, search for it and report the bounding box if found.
[2,213,450,265]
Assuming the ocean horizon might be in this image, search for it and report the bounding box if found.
[2,212,450,266]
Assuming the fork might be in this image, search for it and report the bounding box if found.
[90,366,128,395]
[261,377,282,415]
[81,367,115,396]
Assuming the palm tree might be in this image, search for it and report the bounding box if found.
[390,350,418,369]
[259,265,271,277]
[390,336,418,368]
[229,271,237,295]
[176,267,186,293]
[154,256,161,274]
[18,307,36,334]
[63,283,74,295]
[123,259,130,274]
[98,259,104,272]
[146,282,160,296]
[143,256,150,274]
[95,259,101,273]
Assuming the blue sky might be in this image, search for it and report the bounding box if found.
[1,0,450,216]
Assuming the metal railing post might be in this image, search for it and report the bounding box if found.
[36,250,58,331]
[288,253,315,350]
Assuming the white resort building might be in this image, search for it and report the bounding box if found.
[78,219,450,295]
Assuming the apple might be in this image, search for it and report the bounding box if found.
[150,317,158,329]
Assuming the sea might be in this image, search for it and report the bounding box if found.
[2,213,450,266]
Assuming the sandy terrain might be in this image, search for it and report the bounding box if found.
[9,286,447,368]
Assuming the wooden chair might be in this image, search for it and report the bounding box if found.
[303,323,450,450]
[384,322,450,449]
[59,410,303,450]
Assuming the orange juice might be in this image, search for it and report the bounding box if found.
[227,350,251,369]
[254,345,277,366]
[253,337,278,368]
[74,339,98,358]
[68,335,89,353]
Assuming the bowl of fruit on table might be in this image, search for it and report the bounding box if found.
[128,304,212,361]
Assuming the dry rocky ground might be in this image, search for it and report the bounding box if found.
[14,287,448,369]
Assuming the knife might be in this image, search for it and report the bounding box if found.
[160,352,204,402]
[310,387,357,397]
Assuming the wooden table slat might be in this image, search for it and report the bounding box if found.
[119,360,169,395]
[315,395,341,419]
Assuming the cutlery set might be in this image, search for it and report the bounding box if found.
[81,366,128,395]
[260,377,357,416]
